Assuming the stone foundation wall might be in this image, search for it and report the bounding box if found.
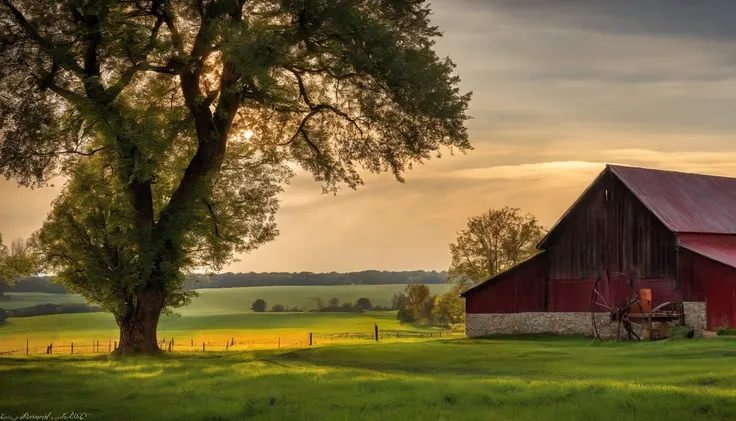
[466,312,610,337]
[683,301,707,331]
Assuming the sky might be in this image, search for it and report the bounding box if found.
[3,0,736,273]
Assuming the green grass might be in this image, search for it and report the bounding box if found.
[2,336,736,420]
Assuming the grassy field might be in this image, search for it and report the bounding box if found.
[0,310,449,354]
[0,284,453,313]
[0,292,87,309]
[0,284,453,354]
[1,336,735,420]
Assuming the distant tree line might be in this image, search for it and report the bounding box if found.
[6,303,104,318]
[251,297,394,314]
[187,270,447,289]
[3,276,66,294]
[5,271,447,294]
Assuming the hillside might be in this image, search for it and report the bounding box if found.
[4,270,448,294]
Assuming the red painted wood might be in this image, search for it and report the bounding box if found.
[465,254,547,314]
[678,248,736,329]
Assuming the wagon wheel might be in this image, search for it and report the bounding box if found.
[590,275,617,342]
[622,299,644,341]
[590,272,643,342]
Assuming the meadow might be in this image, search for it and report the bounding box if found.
[1,336,735,420]
[0,284,453,354]
[1,283,453,313]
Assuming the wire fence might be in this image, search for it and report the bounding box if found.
[0,328,461,356]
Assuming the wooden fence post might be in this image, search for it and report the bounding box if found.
[202,342,205,352]
[231,337,234,346]
[49,343,53,354]
[108,339,111,353]
[225,342,229,350]
[97,339,100,353]
[26,339,28,356]
[114,341,117,351]
[375,324,379,342]
[71,342,74,354]
[191,338,194,347]
[309,332,313,346]
[278,337,280,349]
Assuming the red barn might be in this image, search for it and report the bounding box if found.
[462,164,736,336]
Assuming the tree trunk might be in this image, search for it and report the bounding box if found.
[113,289,164,355]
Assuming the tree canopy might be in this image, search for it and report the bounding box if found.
[0,0,471,353]
[448,207,545,288]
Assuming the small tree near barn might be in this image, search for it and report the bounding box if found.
[449,207,545,288]
[432,285,464,326]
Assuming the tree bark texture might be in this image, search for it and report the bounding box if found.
[114,289,164,355]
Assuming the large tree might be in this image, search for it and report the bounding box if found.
[0,0,471,353]
[448,207,545,288]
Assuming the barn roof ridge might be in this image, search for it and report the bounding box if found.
[607,164,736,234]
[606,163,736,180]
[538,164,736,250]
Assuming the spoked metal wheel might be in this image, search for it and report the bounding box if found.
[590,272,644,342]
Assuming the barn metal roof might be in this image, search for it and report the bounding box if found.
[609,165,736,234]
[678,235,736,269]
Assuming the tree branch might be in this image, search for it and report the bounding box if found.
[160,1,184,55]
[1,0,85,74]
[280,104,363,146]
[203,200,220,238]
[30,147,105,158]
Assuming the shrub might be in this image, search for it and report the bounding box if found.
[271,304,286,312]
[251,299,267,312]
[341,302,355,312]
[717,328,736,336]
[397,307,415,323]
[0,308,7,323]
[289,306,301,312]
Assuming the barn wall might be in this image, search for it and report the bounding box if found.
[678,249,736,330]
[466,312,610,337]
[546,277,676,312]
[465,254,548,314]
[546,171,676,280]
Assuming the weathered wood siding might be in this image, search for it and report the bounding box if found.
[546,171,676,280]
[465,253,548,314]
